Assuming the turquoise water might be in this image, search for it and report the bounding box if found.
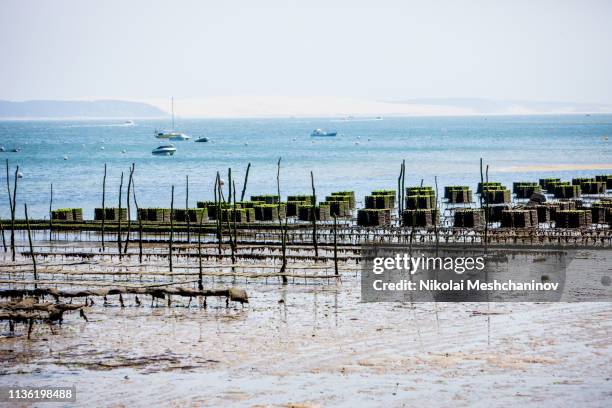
[0,115,610,219]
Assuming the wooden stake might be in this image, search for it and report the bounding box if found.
[401,160,406,217]
[333,214,338,276]
[0,216,5,252]
[479,158,488,249]
[434,175,440,250]
[5,161,17,261]
[24,203,37,287]
[130,165,143,264]
[48,183,53,242]
[10,165,18,262]
[214,173,222,256]
[117,172,123,259]
[484,164,490,249]
[240,162,251,201]
[169,185,174,274]
[277,158,288,284]
[226,169,236,266]
[197,200,205,290]
[232,179,238,255]
[397,163,403,222]
[5,161,14,254]
[310,171,318,258]
[101,164,107,251]
[186,174,190,243]
[123,164,134,254]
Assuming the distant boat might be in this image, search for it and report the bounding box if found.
[156,130,190,140]
[375,116,383,120]
[152,144,176,156]
[155,97,191,140]
[195,137,209,143]
[124,120,135,126]
[0,146,4,152]
[311,129,337,137]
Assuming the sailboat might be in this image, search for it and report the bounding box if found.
[154,97,191,140]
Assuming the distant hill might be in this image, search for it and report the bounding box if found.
[0,99,166,118]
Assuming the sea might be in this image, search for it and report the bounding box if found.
[0,115,610,219]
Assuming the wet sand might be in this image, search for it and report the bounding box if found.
[1,273,611,407]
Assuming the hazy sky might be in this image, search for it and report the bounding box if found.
[1,0,612,104]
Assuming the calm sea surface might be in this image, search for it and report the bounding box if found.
[0,115,610,218]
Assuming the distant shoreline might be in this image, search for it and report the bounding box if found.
[0,112,611,121]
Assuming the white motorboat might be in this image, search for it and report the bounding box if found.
[152,144,176,156]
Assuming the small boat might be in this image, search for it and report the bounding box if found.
[124,120,135,126]
[375,116,383,120]
[152,144,176,156]
[155,97,190,140]
[0,146,5,152]
[195,137,209,143]
[311,129,337,137]
[156,130,191,140]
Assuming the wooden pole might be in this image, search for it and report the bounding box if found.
[48,183,53,242]
[186,174,190,243]
[118,172,123,260]
[169,185,174,274]
[0,216,6,252]
[397,163,403,222]
[240,162,251,202]
[10,165,18,261]
[226,169,236,266]
[5,161,18,261]
[214,173,222,256]
[276,158,288,284]
[123,164,134,254]
[333,214,338,276]
[232,179,238,253]
[197,201,205,290]
[479,158,488,249]
[310,171,318,258]
[101,164,106,251]
[401,160,406,216]
[24,203,37,287]
[434,175,440,250]
[5,161,14,255]
[131,165,143,264]
[485,164,490,249]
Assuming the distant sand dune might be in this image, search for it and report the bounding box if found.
[498,163,612,172]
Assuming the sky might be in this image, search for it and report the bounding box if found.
[1,0,612,115]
